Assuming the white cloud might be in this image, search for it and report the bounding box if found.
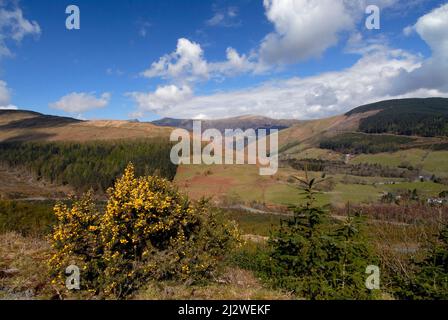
[142,38,208,83]
[130,47,440,120]
[258,0,354,65]
[127,85,193,114]
[50,92,111,114]
[0,80,18,110]
[0,2,41,57]
[142,38,257,83]
[131,1,448,120]
[209,47,256,76]
[0,104,17,110]
[391,3,448,95]
[403,25,414,36]
[141,0,394,83]
[0,80,11,106]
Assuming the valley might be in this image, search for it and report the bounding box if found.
[1,97,448,300]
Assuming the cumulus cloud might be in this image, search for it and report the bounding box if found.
[259,0,353,65]
[142,38,208,83]
[142,38,257,82]
[141,1,407,83]
[127,85,193,114]
[131,1,448,120]
[208,47,256,76]
[390,3,448,95]
[50,92,111,114]
[129,47,441,120]
[0,1,41,57]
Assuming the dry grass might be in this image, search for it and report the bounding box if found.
[135,267,292,300]
[0,166,72,200]
[0,111,172,143]
[0,232,54,299]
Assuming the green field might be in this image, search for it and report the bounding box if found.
[352,149,448,178]
[225,210,283,236]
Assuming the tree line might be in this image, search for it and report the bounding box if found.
[319,133,414,154]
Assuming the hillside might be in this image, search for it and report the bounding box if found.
[0,110,173,142]
[277,110,380,154]
[278,98,448,155]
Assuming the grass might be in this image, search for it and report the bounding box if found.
[0,200,56,236]
[175,158,448,208]
[0,232,54,300]
[329,183,381,206]
[135,267,291,300]
[351,149,428,167]
[225,210,283,237]
[352,149,448,178]
[422,151,448,177]
[383,181,447,197]
[264,183,330,207]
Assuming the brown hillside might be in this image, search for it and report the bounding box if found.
[0,110,173,142]
[278,110,380,151]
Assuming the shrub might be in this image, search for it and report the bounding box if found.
[48,191,103,294]
[394,223,448,299]
[48,163,240,299]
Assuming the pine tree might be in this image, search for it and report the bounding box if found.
[330,210,377,299]
[269,172,377,299]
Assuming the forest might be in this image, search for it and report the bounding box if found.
[346,98,448,137]
[0,139,177,192]
[319,132,414,154]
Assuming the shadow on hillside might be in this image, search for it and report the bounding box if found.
[2,132,56,142]
[0,115,81,130]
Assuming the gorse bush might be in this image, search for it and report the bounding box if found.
[268,172,378,299]
[49,163,240,299]
[49,191,103,294]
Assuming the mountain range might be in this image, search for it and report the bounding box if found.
[1,97,447,146]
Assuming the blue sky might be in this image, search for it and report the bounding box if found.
[1,0,448,120]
